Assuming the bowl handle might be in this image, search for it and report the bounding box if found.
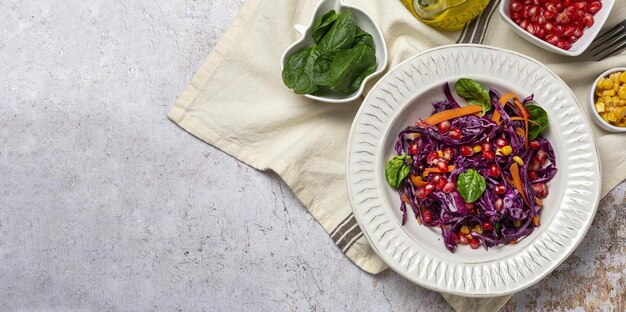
[294,24,308,37]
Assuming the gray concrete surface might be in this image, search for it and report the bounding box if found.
[0,1,624,311]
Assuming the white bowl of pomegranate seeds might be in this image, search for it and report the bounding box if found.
[500,0,615,56]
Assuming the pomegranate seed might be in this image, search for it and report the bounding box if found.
[511,1,523,11]
[436,177,447,191]
[489,164,501,177]
[529,140,540,149]
[409,142,419,155]
[546,34,559,45]
[483,151,495,161]
[494,184,507,195]
[424,183,435,194]
[528,171,538,181]
[545,3,557,14]
[512,12,522,21]
[442,147,454,161]
[523,0,531,4]
[556,39,572,50]
[556,12,569,24]
[438,120,451,133]
[576,9,585,19]
[483,222,492,231]
[481,142,492,152]
[583,14,594,27]
[495,137,508,148]
[443,182,455,193]
[449,128,462,139]
[469,238,480,249]
[570,36,579,43]
[528,6,539,16]
[537,16,546,26]
[459,234,469,245]
[495,198,503,211]
[532,183,549,198]
[573,2,586,10]
[556,3,563,10]
[563,25,575,36]
[529,158,542,171]
[465,203,475,213]
[563,0,571,6]
[536,149,548,163]
[422,210,433,223]
[588,1,602,14]
[519,19,529,29]
[436,160,449,172]
[460,145,473,157]
[543,10,555,20]
[432,174,441,184]
[537,28,546,39]
[565,6,577,18]
[416,188,426,199]
[427,151,439,164]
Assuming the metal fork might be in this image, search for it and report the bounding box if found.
[588,20,626,61]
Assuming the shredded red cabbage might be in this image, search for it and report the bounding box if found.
[395,83,557,252]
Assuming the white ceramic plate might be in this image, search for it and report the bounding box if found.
[346,44,601,297]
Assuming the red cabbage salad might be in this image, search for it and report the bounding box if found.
[385,78,557,252]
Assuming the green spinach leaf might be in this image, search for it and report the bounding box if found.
[319,8,356,52]
[282,46,320,95]
[385,156,412,189]
[457,169,486,203]
[354,27,375,49]
[312,10,338,44]
[309,51,336,86]
[330,44,376,94]
[526,104,549,141]
[455,78,491,116]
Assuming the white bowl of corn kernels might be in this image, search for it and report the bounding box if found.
[590,68,626,133]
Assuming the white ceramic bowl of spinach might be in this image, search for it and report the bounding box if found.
[280,0,388,103]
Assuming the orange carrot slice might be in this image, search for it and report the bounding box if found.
[510,163,530,207]
[492,109,501,125]
[535,197,543,206]
[532,215,540,226]
[515,127,526,138]
[409,174,429,187]
[424,106,483,126]
[513,99,529,147]
[494,93,517,125]
[421,166,455,177]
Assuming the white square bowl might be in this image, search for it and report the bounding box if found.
[499,0,615,56]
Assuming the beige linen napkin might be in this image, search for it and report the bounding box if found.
[168,0,626,310]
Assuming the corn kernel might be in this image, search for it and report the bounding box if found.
[597,78,605,89]
[618,122,626,127]
[596,90,604,97]
[614,83,620,92]
[472,145,481,153]
[608,113,618,122]
[437,150,443,158]
[604,95,613,104]
[460,225,470,235]
[603,90,616,97]
[620,100,626,106]
[513,220,521,227]
[616,107,625,119]
[513,156,524,166]
[619,92,626,100]
[620,72,626,83]
[601,113,609,122]
[595,102,605,113]
[472,225,483,235]
[608,107,615,112]
[466,234,473,240]
[602,79,614,89]
[613,96,621,104]
[501,145,513,156]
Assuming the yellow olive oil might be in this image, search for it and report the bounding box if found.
[401,0,491,31]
